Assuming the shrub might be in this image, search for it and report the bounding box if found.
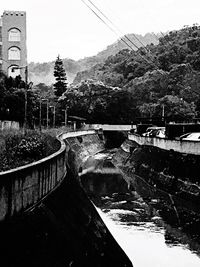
[0,130,60,172]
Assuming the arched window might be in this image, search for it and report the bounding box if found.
[8,65,20,78]
[8,28,20,42]
[8,47,20,60]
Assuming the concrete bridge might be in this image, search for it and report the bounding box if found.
[86,124,135,131]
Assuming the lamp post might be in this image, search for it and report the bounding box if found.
[162,104,165,121]
[24,66,28,131]
[39,97,42,131]
[41,99,49,129]
[62,107,68,127]
[12,65,28,131]
[49,105,56,128]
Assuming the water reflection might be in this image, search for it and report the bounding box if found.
[98,204,200,267]
[80,151,200,267]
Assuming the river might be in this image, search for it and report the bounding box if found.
[97,204,200,267]
[81,151,200,267]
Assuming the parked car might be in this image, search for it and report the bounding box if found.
[155,128,166,138]
[179,132,200,141]
[142,127,165,138]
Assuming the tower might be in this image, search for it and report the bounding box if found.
[0,11,27,80]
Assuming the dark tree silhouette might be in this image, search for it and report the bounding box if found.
[53,55,67,97]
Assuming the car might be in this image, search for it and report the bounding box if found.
[155,128,166,138]
[179,132,200,141]
[142,127,165,138]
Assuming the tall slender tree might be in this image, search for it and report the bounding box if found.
[53,55,67,97]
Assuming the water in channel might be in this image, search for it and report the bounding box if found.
[80,151,200,267]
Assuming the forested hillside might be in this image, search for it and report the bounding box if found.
[28,33,159,85]
[71,25,200,122]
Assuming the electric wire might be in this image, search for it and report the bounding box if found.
[80,0,135,52]
[85,0,157,66]
[81,1,200,110]
[87,0,149,53]
[81,0,158,69]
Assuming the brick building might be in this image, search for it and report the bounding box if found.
[0,10,27,80]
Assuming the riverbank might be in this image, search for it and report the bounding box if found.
[0,130,133,266]
[112,138,200,230]
[79,148,200,267]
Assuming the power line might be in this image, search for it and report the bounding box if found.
[80,0,134,51]
[81,0,158,68]
[86,0,156,63]
[87,0,148,52]
[81,2,200,103]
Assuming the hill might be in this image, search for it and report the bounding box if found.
[64,25,200,123]
[28,32,159,86]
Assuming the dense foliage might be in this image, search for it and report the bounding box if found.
[28,33,159,85]
[0,74,37,127]
[60,80,136,123]
[2,26,200,127]
[72,25,200,122]
[0,130,60,171]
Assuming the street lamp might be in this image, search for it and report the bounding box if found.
[162,104,165,121]
[41,98,49,129]
[49,105,56,128]
[39,97,42,131]
[62,107,68,127]
[12,65,28,131]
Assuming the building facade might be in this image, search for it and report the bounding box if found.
[0,10,27,80]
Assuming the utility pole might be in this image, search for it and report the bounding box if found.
[50,105,56,128]
[53,106,56,128]
[12,65,28,132]
[65,107,68,127]
[39,97,42,131]
[46,100,49,129]
[24,66,28,132]
[62,107,68,127]
[162,104,165,121]
[41,99,49,129]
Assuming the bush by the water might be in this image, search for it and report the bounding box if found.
[0,130,60,172]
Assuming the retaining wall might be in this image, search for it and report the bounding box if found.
[0,136,66,221]
[129,133,200,155]
[0,130,102,222]
[0,130,132,266]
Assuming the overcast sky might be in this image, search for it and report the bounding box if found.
[1,0,200,63]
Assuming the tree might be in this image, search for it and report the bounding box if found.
[139,103,159,118]
[53,55,67,97]
[158,95,196,120]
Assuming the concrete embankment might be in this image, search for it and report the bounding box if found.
[112,138,200,226]
[0,131,132,267]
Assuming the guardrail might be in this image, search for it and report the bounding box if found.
[128,134,200,155]
[0,135,67,222]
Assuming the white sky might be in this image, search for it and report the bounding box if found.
[1,0,200,63]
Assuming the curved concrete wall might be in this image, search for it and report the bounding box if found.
[0,136,66,221]
[0,130,133,266]
[128,133,200,155]
[0,130,101,222]
[63,130,104,177]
